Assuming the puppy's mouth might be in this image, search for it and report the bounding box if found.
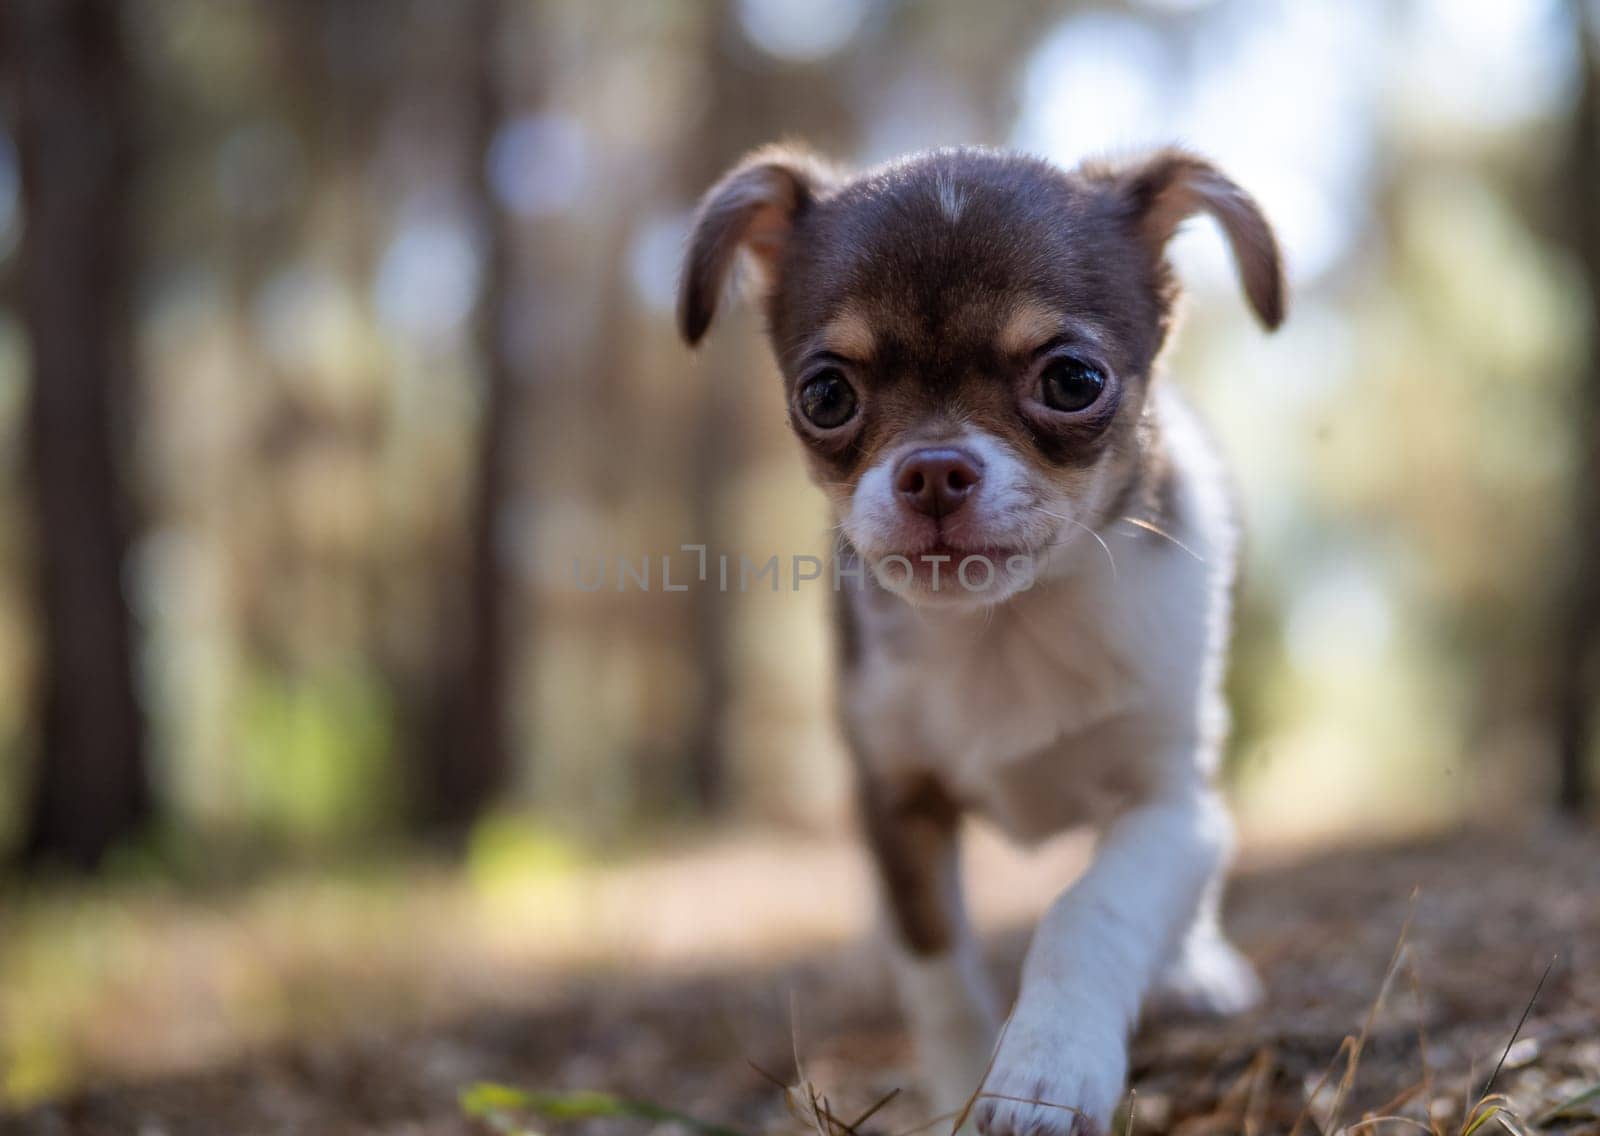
[866,534,1040,603]
[838,434,1071,605]
[904,539,1023,564]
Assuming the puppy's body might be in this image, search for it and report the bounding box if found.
[841,387,1250,1131]
[679,146,1282,1135]
[843,388,1232,841]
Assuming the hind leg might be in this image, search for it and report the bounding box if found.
[1147,868,1261,1018]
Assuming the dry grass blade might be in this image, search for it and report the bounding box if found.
[464,871,1581,1136]
[1290,1035,1359,1136]
[1401,949,1437,1135]
[846,1087,903,1133]
[1534,1080,1600,1125]
[1241,1048,1277,1136]
[782,991,837,1136]
[794,1082,828,1136]
[1366,1080,1426,1124]
[1432,954,1559,1136]
[887,1108,969,1136]
[1283,897,1564,1136]
[1185,1045,1277,1136]
[946,1009,1013,1136]
[1459,1059,1480,1133]
[754,1022,901,1136]
[1291,891,1417,1136]
[1329,1087,1529,1136]
[1459,1095,1510,1136]
[1328,895,1418,1129]
[1343,1116,1436,1134]
[1479,956,1556,1100]
[752,1037,855,1136]
[748,1061,793,1093]
[1325,1083,1535,1136]
[974,1091,1090,1122]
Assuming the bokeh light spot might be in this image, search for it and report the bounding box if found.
[738,0,867,62]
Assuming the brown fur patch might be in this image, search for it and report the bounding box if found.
[997,299,1065,357]
[856,770,964,956]
[1084,147,1286,330]
[677,145,839,346]
[815,309,877,360]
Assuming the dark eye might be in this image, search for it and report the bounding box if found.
[798,368,858,429]
[1039,356,1106,413]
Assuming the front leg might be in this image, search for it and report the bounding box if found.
[860,771,1000,1122]
[976,786,1233,1136]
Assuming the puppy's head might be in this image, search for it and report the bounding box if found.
[678,145,1283,607]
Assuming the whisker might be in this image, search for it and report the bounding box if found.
[1070,519,1118,581]
[1117,515,1205,562]
[1031,507,1118,582]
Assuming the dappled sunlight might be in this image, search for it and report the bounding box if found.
[0,823,1095,1106]
[1,0,1597,1127]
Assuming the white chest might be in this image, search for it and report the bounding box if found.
[842,521,1223,840]
[850,578,1131,768]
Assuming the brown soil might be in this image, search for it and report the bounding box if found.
[4,828,1598,1136]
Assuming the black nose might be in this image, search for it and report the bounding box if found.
[894,447,982,518]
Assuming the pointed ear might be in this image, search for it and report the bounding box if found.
[1103,148,1286,330]
[677,144,836,346]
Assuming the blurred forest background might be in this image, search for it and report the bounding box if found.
[1,0,1598,1116]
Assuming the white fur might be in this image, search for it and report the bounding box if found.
[935,171,968,222]
[843,431,1078,608]
[844,389,1258,1134]
[1149,905,1264,1017]
[886,936,1000,1120]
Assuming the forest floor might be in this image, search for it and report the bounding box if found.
[2,825,1598,1136]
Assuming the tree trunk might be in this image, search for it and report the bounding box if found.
[7,0,150,868]
[1556,0,1599,817]
[678,1,755,817]
[416,0,518,840]
[685,367,735,814]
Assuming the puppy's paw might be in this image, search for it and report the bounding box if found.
[972,1020,1126,1136]
[1148,932,1262,1019]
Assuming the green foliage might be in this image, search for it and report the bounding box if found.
[235,665,398,847]
[1,0,1593,867]
[460,1083,750,1136]
[465,812,587,895]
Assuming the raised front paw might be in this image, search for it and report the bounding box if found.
[972,1021,1127,1136]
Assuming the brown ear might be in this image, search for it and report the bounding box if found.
[677,144,835,346]
[1107,148,1286,330]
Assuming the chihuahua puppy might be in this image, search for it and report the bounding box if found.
[678,145,1283,1136]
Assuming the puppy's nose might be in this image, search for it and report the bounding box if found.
[895,447,982,518]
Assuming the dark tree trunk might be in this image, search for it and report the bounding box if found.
[7,0,150,867]
[678,3,754,817]
[1556,1,1599,817]
[416,0,518,839]
[685,370,734,814]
